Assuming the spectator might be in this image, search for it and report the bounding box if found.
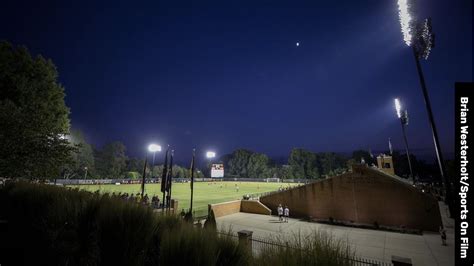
[135,193,141,204]
[284,206,289,223]
[277,204,283,222]
[142,194,149,205]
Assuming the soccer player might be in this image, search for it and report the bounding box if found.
[284,206,289,223]
[277,204,283,222]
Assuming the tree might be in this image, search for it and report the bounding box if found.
[126,158,145,173]
[273,165,293,179]
[247,153,272,178]
[125,171,141,179]
[226,149,271,178]
[0,41,73,179]
[227,149,253,177]
[288,148,319,179]
[318,152,347,177]
[351,150,375,166]
[62,129,95,179]
[95,141,127,179]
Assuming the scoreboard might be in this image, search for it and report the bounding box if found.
[211,164,224,178]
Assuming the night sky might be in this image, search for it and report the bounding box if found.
[1,0,472,161]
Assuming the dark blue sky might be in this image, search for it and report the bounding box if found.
[1,0,472,161]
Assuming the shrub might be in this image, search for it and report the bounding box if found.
[0,181,355,266]
[125,171,141,179]
[204,209,217,229]
[0,182,243,266]
[252,230,355,266]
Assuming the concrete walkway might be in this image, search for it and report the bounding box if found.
[217,212,454,266]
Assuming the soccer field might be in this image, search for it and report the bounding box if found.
[72,181,296,216]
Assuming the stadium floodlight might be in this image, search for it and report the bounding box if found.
[148,143,161,167]
[397,0,413,46]
[394,98,402,118]
[142,143,162,197]
[393,98,414,182]
[397,0,434,60]
[206,151,216,159]
[148,144,162,153]
[395,0,452,216]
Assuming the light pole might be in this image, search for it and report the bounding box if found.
[142,143,161,197]
[394,98,414,182]
[189,149,196,216]
[397,0,453,215]
[188,150,216,216]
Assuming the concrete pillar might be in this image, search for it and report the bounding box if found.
[171,199,179,214]
[237,230,253,253]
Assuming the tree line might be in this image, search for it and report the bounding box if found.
[61,130,205,179]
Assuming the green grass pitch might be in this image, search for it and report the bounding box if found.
[72,181,298,216]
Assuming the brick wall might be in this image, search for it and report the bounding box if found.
[209,200,272,218]
[260,165,442,231]
[241,200,272,215]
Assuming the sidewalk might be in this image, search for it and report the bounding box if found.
[217,210,454,266]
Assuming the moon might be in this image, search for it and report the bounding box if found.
[296,42,300,47]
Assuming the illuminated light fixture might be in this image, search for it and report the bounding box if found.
[148,144,162,153]
[397,0,413,46]
[206,151,216,159]
[394,98,402,118]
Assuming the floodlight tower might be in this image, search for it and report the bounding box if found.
[394,98,414,182]
[397,0,453,214]
[142,143,162,197]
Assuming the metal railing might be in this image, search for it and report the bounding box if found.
[217,231,393,266]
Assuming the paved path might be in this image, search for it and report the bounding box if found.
[217,211,454,266]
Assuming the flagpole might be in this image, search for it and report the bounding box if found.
[167,150,174,214]
[141,155,148,198]
[161,146,169,214]
[190,149,195,214]
[388,138,393,155]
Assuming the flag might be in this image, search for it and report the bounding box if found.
[190,149,195,190]
[160,148,169,193]
[166,150,174,192]
[388,138,393,155]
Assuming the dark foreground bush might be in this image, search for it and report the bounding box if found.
[0,182,250,266]
[0,182,354,266]
[252,231,355,266]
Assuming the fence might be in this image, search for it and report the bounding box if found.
[217,231,393,266]
[54,178,214,185]
[222,177,316,183]
[55,178,316,186]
